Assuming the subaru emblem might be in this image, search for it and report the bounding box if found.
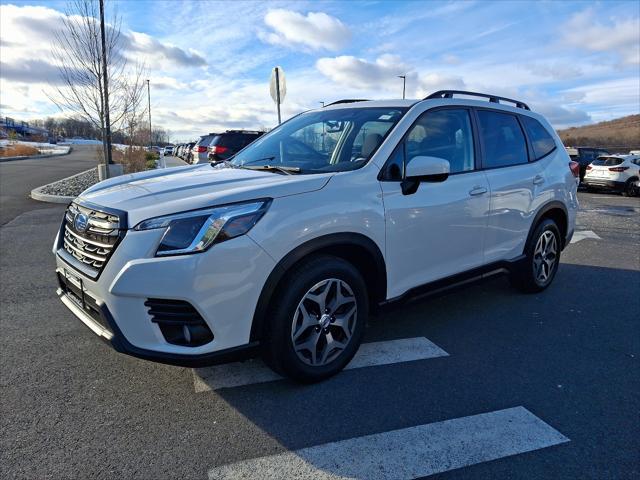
[74,213,89,233]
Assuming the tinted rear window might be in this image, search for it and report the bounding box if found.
[215,133,261,149]
[198,135,217,147]
[592,157,623,166]
[477,110,528,168]
[521,116,556,160]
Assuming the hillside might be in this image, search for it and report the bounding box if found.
[558,115,640,152]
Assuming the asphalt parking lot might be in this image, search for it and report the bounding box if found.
[1,190,638,479]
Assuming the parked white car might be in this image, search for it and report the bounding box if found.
[163,145,174,156]
[583,154,640,196]
[54,91,578,382]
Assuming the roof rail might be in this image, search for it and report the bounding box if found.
[324,99,370,107]
[424,90,530,110]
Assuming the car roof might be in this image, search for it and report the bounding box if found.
[598,154,639,161]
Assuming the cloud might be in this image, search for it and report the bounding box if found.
[0,59,73,85]
[316,54,465,97]
[416,74,466,97]
[260,9,350,51]
[564,9,640,65]
[124,32,206,67]
[533,104,591,128]
[0,4,206,69]
[316,54,409,89]
[524,62,582,80]
[441,54,461,65]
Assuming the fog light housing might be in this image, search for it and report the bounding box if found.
[144,298,214,347]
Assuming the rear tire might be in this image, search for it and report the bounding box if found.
[511,219,561,293]
[261,255,368,383]
[622,178,637,197]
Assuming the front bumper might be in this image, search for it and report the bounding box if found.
[55,227,276,366]
[56,272,259,366]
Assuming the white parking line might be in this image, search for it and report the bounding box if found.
[193,337,449,392]
[570,230,602,243]
[207,406,569,479]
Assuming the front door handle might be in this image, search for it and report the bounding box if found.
[533,175,545,185]
[469,186,487,196]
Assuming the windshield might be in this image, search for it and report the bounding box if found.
[230,107,407,173]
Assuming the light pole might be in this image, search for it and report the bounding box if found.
[146,79,152,149]
[99,0,113,177]
[398,75,406,100]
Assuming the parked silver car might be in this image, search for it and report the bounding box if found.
[192,134,217,164]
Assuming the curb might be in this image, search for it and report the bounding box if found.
[0,146,73,163]
[30,167,94,204]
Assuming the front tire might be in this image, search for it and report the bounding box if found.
[511,219,561,293]
[262,255,368,383]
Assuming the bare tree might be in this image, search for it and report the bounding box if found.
[121,64,147,151]
[48,0,146,171]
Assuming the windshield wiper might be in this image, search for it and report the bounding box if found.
[243,164,301,175]
[237,156,276,166]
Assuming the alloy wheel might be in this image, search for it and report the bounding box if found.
[290,278,357,367]
[533,230,557,284]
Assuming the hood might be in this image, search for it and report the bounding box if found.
[78,164,332,227]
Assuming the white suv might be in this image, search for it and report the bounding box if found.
[54,91,579,382]
[583,154,640,196]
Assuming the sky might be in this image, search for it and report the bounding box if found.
[0,0,639,141]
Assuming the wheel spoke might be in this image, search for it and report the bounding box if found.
[328,284,353,312]
[332,305,356,338]
[292,303,316,341]
[305,279,334,313]
[295,329,321,364]
[319,331,347,364]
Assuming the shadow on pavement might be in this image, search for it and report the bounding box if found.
[201,262,639,478]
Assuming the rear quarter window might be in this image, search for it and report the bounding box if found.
[476,110,528,168]
[521,116,556,160]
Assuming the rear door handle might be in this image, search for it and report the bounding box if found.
[469,186,487,196]
[533,175,545,185]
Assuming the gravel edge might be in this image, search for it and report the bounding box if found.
[30,168,95,204]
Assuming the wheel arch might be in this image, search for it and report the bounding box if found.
[250,233,387,342]
[525,201,569,251]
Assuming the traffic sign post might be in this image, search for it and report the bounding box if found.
[270,66,286,125]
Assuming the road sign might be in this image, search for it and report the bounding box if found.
[270,66,286,124]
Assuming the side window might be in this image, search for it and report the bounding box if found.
[405,109,475,174]
[477,110,528,168]
[521,116,556,160]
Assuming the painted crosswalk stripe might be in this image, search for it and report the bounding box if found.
[193,337,448,392]
[207,406,569,479]
[570,230,602,243]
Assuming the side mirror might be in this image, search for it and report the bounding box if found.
[401,156,450,195]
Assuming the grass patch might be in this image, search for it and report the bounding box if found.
[112,148,158,173]
[0,144,40,157]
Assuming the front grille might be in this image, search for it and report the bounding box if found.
[62,203,121,275]
[145,298,214,347]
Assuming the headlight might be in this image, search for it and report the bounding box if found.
[134,199,271,256]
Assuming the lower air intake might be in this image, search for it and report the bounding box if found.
[144,298,214,347]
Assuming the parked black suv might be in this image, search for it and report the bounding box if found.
[207,130,264,163]
[566,146,610,181]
